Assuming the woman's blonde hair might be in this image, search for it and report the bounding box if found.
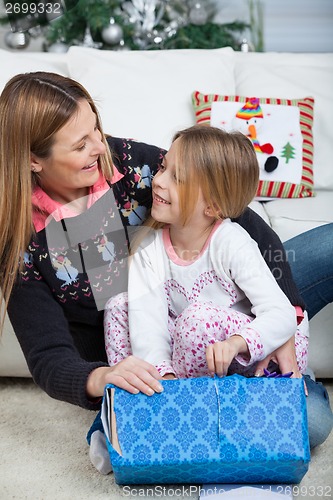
[171,124,259,225]
[0,72,114,321]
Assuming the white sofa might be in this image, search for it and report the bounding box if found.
[0,46,332,378]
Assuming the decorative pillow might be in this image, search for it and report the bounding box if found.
[234,52,333,191]
[192,91,315,199]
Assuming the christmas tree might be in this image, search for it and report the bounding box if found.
[281,142,297,164]
[0,0,249,51]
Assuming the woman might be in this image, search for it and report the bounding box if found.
[0,72,331,447]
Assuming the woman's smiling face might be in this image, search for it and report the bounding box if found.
[31,98,106,204]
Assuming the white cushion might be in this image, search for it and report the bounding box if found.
[0,49,69,93]
[67,46,236,150]
[234,52,333,191]
[262,190,333,242]
[248,200,271,226]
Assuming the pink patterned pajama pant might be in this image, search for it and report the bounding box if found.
[104,292,309,378]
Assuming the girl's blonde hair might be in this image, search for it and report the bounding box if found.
[135,124,259,253]
[172,124,259,225]
[0,72,114,322]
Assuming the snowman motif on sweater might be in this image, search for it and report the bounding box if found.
[53,255,79,287]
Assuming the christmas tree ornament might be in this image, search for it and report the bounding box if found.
[240,38,254,52]
[47,41,69,53]
[122,0,168,49]
[189,2,208,26]
[114,39,130,51]
[122,0,166,31]
[79,25,103,49]
[101,18,124,45]
[28,25,43,39]
[4,30,30,49]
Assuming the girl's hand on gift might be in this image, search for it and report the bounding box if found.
[86,356,164,398]
[206,335,249,377]
[162,373,177,380]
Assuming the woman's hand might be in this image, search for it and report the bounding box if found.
[255,335,308,395]
[86,355,164,398]
[255,335,301,378]
[206,335,249,377]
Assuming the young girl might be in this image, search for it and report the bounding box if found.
[104,125,308,379]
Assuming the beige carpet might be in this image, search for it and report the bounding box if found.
[1,377,332,500]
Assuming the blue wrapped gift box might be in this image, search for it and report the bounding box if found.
[100,374,310,485]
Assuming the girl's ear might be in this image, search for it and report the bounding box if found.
[30,154,42,173]
[204,206,215,217]
[205,204,222,219]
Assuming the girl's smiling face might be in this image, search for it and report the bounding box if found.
[151,138,206,228]
[31,99,106,204]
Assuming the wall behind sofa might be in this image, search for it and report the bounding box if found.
[214,0,333,53]
[0,0,332,52]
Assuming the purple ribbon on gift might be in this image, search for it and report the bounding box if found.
[263,369,293,378]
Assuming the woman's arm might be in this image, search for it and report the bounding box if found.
[8,265,163,408]
[7,275,107,409]
[224,225,297,362]
[234,208,306,310]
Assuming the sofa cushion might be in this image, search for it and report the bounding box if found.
[0,49,69,93]
[234,51,333,191]
[261,190,333,242]
[248,200,271,225]
[67,46,236,150]
[192,91,314,199]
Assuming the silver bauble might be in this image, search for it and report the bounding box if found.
[5,30,30,49]
[47,42,69,53]
[101,20,124,46]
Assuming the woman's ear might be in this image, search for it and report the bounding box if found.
[30,154,42,173]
